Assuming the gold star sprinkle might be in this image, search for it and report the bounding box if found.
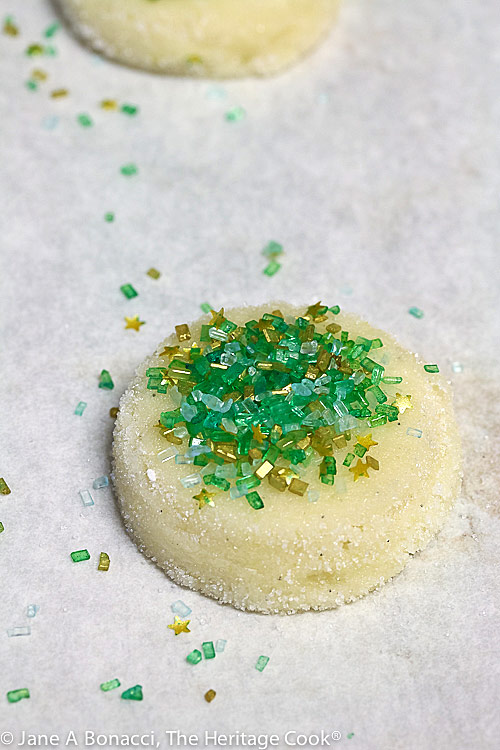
[251,424,268,443]
[392,393,413,414]
[159,345,180,359]
[193,489,216,509]
[124,315,145,331]
[349,459,370,481]
[356,433,378,451]
[305,301,328,321]
[168,616,191,636]
[209,307,225,328]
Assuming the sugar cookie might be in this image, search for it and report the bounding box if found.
[58,0,341,77]
[112,303,462,613]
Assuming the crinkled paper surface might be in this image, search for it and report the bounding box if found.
[1,0,499,748]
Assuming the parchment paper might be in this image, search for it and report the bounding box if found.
[1,0,499,748]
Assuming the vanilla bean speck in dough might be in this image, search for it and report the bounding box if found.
[57,0,341,77]
[112,303,462,614]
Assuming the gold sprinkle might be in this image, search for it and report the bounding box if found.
[268,469,287,492]
[50,88,69,98]
[98,552,110,571]
[392,393,413,414]
[251,424,268,443]
[175,323,191,342]
[304,365,320,380]
[109,407,119,419]
[255,460,274,479]
[3,18,19,36]
[194,489,216,509]
[0,478,11,495]
[316,349,332,372]
[125,315,145,331]
[146,267,161,279]
[288,478,308,496]
[159,345,180,359]
[349,459,370,481]
[212,443,238,462]
[31,69,48,81]
[168,616,191,635]
[305,301,328,320]
[204,689,216,703]
[366,455,379,470]
[356,433,378,451]
[326,323,342,334]
[208,307,225,328]
[100,99,118,110]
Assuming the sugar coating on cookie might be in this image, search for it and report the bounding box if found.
[112,302,462,614]
[57,0,341,78]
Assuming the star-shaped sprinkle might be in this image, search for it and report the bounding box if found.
[159,345,180,358]
[251,423,268,443]
[305,301,327,320]
[349,459,370,481]
[209,307,225,328]
[392,393,413,414]
[356,433,378,451]
[193,488,216,509]
[124,315,145,331]
[168,616,191,636]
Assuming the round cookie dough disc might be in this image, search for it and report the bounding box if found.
[58,0,341,77]
[112,303,462,613]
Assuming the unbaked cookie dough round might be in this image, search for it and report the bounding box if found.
[58,0,341,78]
[112,302,462,614]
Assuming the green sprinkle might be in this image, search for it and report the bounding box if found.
[44,21,60,38]
[225,106,246,122]
[0,478,12,495]
[246,491,264,510]
[100,678,121,692]
[120,163,138,176]
[409,306,424,319]
[25,80,38,91]
[263,260,281,277]
[200,302,213,313]
[382,376,402,384]
[104,212,115,222]
[347,734,354,739]
[424,364,439,373]
[121,685,143,701]
[262,241,283,258]
[186,649,202,665]
[70,549,90,563]
[98,370,114,390]
[74,401,87,416]
[77,113,93,127]
[255,655,269,672]
[0,521,4,533]
[147,267,161,279]
[120,283,138,299]
[121,103,139,116]
[7,688,30,703]
[150,303,409,506]
[202,641,216,660]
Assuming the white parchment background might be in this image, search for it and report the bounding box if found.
[1,1,499,748]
